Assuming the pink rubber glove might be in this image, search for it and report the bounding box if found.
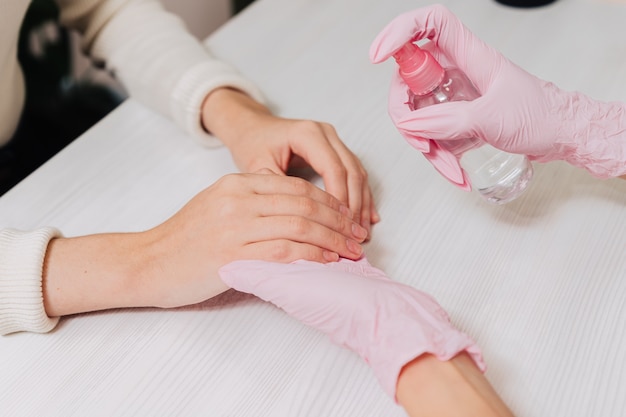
[370,4,626,180]
[219,257,484,399]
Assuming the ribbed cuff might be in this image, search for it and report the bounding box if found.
[170,60,266,148]
[0,228,62,335]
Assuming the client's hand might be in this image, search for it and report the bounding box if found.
[143,171,367,308]
[219,257,484,399]
[202,88,379,233]
[42,171,367,317]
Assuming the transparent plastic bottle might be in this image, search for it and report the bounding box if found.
[393,42,533,204]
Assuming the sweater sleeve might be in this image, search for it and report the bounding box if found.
[55,0,265,147]
[0,228,61,335]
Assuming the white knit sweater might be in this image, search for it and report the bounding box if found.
[0,0,264,335]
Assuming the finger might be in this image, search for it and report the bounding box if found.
[220,258,376,299]
[243,173,347,214]
[387,71,413,123]
[346,172,363,228]
[219,259,292,296]
[359,177,373,238]
[253,193,368,243]
[369,6,438,63]
[320,136,377,234]
[312,125,369,224]
[423,143,469,189]
[254,167,284,176]
[396,99,480,141]
[218,258,348,311]
[369,4,503,93]
[369,196,381,225]
[286,122,350,204]
[387,72,431,152]
[369,5,468,63]
[237,240,341,265]
[286,154,309,169]
[392,96,472,188]
[329,148,364,226]
[242,148,290,176]
[247,215,364,261]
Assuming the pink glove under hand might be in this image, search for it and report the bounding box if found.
[219,257,484,400]
[370,4,626,180]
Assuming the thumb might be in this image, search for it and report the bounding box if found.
[253,167,283,176]
[249,154,288,175]
[219,260,326,305]
[218,260,350,327]
[219,260,278,297]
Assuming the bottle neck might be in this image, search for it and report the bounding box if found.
[393,44,445,96]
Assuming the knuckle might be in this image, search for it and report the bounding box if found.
[327,230,345,253]
[286,176,310,195]
[218,173,242,189]
[266,242,324,263]
[268,193,282,210]
[297,197,318,217]
[359,166,369,181]
[329,165,348,181]
[289,216,310,235]
[320,122,336,135]
[217,195,240,217]
[296,119,322,134]
[267,241,292,261]
[335,211,349,233]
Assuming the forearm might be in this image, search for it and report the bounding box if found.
[397,353,514,417]
[59,0,264,145]
[42,232,154,317]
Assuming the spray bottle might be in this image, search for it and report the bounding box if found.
[393,42,533,204]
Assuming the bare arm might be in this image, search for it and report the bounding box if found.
[42,232,150,317]
[397,354,514,417]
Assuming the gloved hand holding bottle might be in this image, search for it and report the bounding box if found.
[369,4,626,185]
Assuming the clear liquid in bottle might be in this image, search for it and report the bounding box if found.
[394,43,533,204]
[408,68,533,204]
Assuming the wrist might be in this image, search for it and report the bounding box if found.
[545,90,626,178]
[201,87,271,149]
[397,354,513,417]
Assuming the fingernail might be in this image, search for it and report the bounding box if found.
[340,205,353,219]
[346,239,363,256]
[371,210,381,224]
[352,223,368,240]
[363,220,371,241]
[323,251,339,262]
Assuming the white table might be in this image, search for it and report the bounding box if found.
[1,0,625,416]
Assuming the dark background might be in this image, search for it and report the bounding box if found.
[0,0,256,196]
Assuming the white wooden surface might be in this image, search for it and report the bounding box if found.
[1,0,625,416]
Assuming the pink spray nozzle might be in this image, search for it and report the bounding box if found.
[392,43,425,73]
[392,42,444,96]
